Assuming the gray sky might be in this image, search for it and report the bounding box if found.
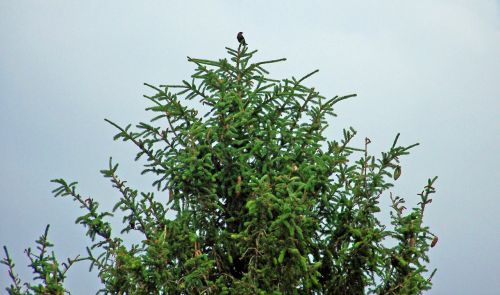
[1,1,499,294]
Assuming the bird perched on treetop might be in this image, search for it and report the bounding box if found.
[237,32,247,46]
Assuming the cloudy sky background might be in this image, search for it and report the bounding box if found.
[1,1,499,294]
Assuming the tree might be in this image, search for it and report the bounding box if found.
[2,44,438,294]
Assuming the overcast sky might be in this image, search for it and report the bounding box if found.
[1,1,499,294]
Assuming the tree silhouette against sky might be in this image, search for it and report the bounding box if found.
[2,43,438,295]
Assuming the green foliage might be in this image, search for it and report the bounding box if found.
[2,44,438,294]
[1,226,83,294]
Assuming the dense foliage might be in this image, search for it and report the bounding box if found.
[2,45,438,294]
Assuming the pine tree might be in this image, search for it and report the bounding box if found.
[2,44,438,294]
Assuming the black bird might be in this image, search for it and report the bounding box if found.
[237,32,247,46]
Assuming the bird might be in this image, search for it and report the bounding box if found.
[237,32,247,46]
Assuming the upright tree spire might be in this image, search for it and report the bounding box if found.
[2,44,438,294]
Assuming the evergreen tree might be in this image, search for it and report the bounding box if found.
[2,44,438,294]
